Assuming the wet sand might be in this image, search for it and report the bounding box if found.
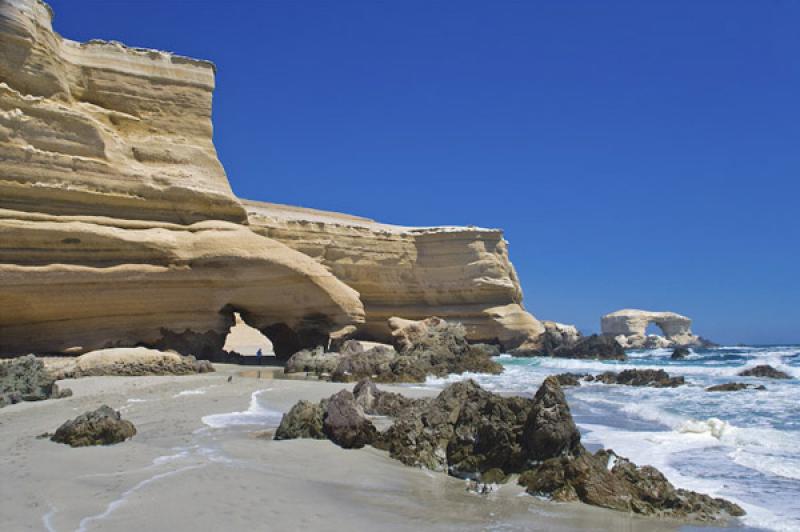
[0,365,740,531]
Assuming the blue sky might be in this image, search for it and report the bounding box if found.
[48,1,799,344]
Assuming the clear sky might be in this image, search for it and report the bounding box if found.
[47,1,799,344]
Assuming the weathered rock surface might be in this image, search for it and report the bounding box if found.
[277,378,744,521]
[0,354,70,407]
[51,405,136,447]
[286,318,503,383]
[589,369,685,388]
[551,334,625,360]
[379,379,535,476]
[274,400,326,440]
[601,309,708,349]
[519,450,744,520]
[322,390,378,449]
[284,346,341,375]
[0,0,545,360]
[706,382,766,392]
[49,348,214,379]
[245,200,546,350]
[737,365,791,379]
[522,376,581,460]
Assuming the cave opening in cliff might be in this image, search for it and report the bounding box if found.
[222,312,274,360]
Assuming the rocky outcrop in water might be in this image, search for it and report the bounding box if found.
[51,405,136,447]
[275,377,744,521]
[551,369,685,388]
[589,369,685,388]
[513,322,625,360]
[601,309,710,349]
[0,355,71,407]
[706,383,766,392]
[671,346,691,359]
[737,365,791,379]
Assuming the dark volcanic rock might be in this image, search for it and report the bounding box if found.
[738,365,791,379]
[352,378,421,416]
[552,373,587,386]
[330,345,399,382]
[671,346,691,360]
[706,382,766,392]
[322,390,378,449]
[380,379,533,476]
[0,355,71,407]
[275,400,326,440]
[551,335,626,360]
[523,376,581,460]
[590,369,684,388]
[519,450,745,520]
[51,405,136,447]
[275,378,743,522]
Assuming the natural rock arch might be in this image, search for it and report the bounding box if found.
[601,309,701,349]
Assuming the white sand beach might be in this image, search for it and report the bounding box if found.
[0,366,698,532]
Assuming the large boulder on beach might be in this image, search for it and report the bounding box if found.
[51,405,136,447]
[0,355,70,407]
[51,348,215,379]
[737,365,790,379]
[379,379,533,477]
[274,400,326,440]
[322,390,378,449]
[523,376,581,460]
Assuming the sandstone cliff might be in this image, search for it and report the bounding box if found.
[245,200,544,349]
[0,0,543,359]
[0,0,364,359]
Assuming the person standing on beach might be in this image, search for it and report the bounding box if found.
[256,348,263,366]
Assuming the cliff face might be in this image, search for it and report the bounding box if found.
[0,0,543,358]
[0,0,244,224]
[245,201,544,349]
[0,0,364,359]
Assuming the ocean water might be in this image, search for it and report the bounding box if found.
[426,345,800,532]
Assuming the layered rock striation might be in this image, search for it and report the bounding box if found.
[0,0,543,359]
[246,200,544,350]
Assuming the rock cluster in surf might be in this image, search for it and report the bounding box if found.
[274,377,744,521]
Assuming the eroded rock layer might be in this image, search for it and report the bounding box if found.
[0,0,244,224]
[246,200,544,349]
